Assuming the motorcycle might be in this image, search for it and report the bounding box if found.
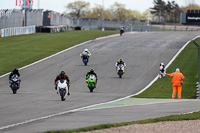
[80,54,89,66]
[10,74,20,94]
[57,79,69,101]
[86,74,97,92]
[117,64,125,78]
[120,28,124,36]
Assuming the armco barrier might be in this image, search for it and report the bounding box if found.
[1,26,35,37]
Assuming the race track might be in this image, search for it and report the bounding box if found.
[0,32,199,133]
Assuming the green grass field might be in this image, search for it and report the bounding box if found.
[0,30,118,75]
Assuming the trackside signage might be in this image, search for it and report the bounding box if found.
[186,13,200,23]
[1,26,36,37]
[188,17,200,20]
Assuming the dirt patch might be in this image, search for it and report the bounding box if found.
[81,120,200,133]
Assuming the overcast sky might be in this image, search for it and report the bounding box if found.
[0,0,195,13]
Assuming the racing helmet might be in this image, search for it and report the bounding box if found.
[84,48,88,52]
[119,58,123,63]
[90,68,94,72]
[60,71,65,78]
[14,68,19,72]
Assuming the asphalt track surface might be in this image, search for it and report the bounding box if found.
[0,32,200,133]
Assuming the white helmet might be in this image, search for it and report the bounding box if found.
[84,48,88,52]
[176,68,180,72]
[160,63,164,66]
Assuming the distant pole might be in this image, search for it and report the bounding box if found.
[102,0,104,31]
[193,41,200,83]
[38,0,40,9]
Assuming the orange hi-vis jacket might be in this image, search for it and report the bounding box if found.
[167,71,185,86]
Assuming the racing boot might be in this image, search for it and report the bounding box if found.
[67,86,70,95]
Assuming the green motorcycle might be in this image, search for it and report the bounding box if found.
[86,74,97,92]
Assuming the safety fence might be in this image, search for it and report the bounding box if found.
[1,26,35,37]
[43,11,73,26]
[0,9,73,36]
[73,19,160,32]
[0,9,24,30]
[74,18,200,32]
[0,9,43,30]
[0,9,73,30]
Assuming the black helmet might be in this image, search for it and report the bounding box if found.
[119,58,123,63]
[90,68,94,72]
[13,68,19,72]
[60,71,65,78]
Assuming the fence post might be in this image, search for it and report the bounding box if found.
[197,82,200,99]
[193,41,200,98]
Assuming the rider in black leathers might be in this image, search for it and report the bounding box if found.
[86,68,97,79]
[9,68,20,80]
[9,68,21,87]
[54,71,71,95]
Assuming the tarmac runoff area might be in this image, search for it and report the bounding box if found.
[80,98,196,111]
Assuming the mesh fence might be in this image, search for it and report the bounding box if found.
[0,9,24,30]
[0,9,73,30]
[26,9,43,26]
[43,11,73,26]
[73,19,157,32]
[73,18,200,32]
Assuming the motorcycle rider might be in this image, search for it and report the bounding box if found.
[86,68,98,88]
[159,62,166,78]
[54,71,71,95]
[80,48,91,58]
[9,68,21,87]
[115,58,126,73]
[120,26,124,36]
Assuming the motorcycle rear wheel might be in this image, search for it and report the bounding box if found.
[13,90,17,94]
[60,90,66,101]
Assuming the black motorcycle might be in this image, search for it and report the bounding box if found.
[81,55,89,66]
[10,74,21,94]
[120,28,124,36]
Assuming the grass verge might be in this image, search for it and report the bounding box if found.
[0,30,118,75]
[42,111,200,133]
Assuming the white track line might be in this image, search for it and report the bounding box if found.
[0,34,199,130]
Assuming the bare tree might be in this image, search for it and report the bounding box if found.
[66,0,90,19]
[111,2,128,21]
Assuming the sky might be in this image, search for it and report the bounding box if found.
[0,0,196,13]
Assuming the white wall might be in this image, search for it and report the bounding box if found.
[1,26,36,37]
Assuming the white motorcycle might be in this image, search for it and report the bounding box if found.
[117,64,125,78]
[57,79,69,101]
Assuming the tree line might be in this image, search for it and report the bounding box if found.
[65,0,200,23]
